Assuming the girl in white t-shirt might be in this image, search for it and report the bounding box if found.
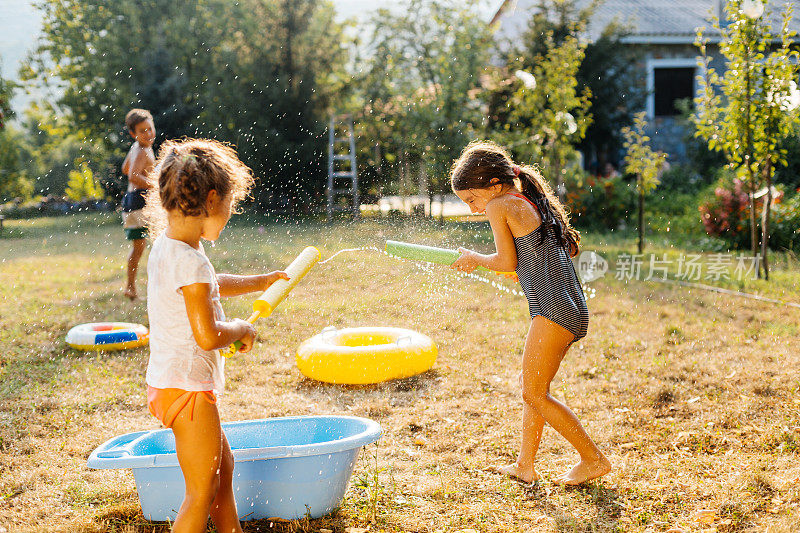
[144,138,288,533]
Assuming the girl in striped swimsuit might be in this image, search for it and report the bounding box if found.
[450,141,610,486]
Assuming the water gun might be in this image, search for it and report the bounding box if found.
[385,240,513,275]
[226,246,321,356]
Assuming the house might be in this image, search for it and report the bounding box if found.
[492,0,800,162]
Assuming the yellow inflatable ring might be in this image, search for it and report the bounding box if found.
[296,327,437,384]
[66,322,149,351]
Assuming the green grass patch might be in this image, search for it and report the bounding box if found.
[1,213,799,532]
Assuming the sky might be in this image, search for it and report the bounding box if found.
[0,0,42,83]
[0,0,503,114]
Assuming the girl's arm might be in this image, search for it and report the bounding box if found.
[181,282,255,351]
[452,201,518,273]
[217,271,289,298]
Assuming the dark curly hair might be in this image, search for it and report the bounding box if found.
[450,140,580,257]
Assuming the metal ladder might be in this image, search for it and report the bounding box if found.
[326,114,359,220]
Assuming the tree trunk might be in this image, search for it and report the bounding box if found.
[422,165,433,218]
[749,183,758,273]
[638,176,645,254]
[759,160,773,281]
[374,143,383,218]
[400,149,408,215]
[283,0,295,90]
[744,37,760,277]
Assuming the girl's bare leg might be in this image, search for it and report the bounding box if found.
[500,316,609,485]
[208,432,243,533]
[170,398,242,533]
[525,316,610,484]
[487,363,543,482]
[488,402,544,483]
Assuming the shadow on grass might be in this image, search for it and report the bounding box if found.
[295,368,442,393]
[522,481,623,530]
[93,506,355,533]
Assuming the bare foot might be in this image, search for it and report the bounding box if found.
[123,287,138,301]
[554,456,611,485]
[485,462,539,484]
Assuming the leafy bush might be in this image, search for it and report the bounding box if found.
[647,189,702,237]
[565,171,635,231]
[634,162,726,243]
[771,191,800,251]
[65,161,105,202]
[774,127,800,193]
[0,126,34,202]
[657,163,718,195]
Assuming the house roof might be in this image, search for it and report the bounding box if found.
[492,0,800,44]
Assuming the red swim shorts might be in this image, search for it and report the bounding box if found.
[147,386,217,429]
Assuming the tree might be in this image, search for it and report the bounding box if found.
[355,0,494,219]
[622,112,667,253]
[0,71,13,131]
[501,30,592,199]
[22,1,228,149]
[18,103,110,197]
[65,160,104,202]
[0,76,35,202]
[23,0,350,211]
[200,0,351,211]
[0,126,35,202]
[694,0,800,279]
[494,0,645,170]
[578,21,646,169]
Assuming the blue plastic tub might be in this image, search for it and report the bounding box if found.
[87,415,382,521]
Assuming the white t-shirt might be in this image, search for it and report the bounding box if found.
[146,233,226,393]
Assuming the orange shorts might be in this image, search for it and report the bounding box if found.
[147,386,217,429]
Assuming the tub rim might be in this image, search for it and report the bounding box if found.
[87,415,382,470]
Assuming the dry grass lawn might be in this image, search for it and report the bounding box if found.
[1,213,799,533]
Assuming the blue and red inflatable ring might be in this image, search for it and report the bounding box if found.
[66,322,149,351]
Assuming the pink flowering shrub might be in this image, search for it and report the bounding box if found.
[699,176,793,249]
[699,178,750,241]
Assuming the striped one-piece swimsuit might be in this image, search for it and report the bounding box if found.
[510,193,589,342]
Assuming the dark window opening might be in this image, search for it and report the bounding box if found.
[654,67,695,116]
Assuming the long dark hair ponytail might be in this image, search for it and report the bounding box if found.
[450,140,580,256]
